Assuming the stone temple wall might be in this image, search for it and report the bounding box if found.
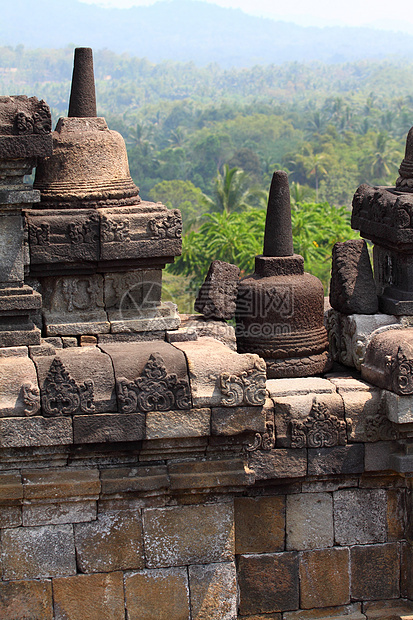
[0,334,412,619]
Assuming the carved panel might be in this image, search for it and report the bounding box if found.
[148,210,182,239]
[41,357,95,416]
[21,382,40,416]
[387,344,413,395]
[117,353,191,413]
[220,358,267,407]
[290,398,347,448]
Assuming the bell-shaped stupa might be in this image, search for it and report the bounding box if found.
[34,48,140,208]
[27,48,182,337]
[235,171,330,377]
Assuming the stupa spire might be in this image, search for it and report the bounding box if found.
[68,47,97,118]
[263,170,294,257]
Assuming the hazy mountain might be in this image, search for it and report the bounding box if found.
[2,0,413,67]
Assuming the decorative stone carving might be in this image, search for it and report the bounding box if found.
[0,353,41,417]
[101,341,191,413]
[116,353,191,413]
[148,210,182,239]
[101,216,130,242]
[289,398,347,448]
[362,328,413,395]
[220,358,267,407]
[21,382,41,416]
[245,400,276,452]
[41,358,95,416]
[326,309,400,370]
[33,347,117,414]
[172,337,266,408]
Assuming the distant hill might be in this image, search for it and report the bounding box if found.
[2,0,413,67]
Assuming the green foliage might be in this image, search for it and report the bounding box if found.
[148,180,207,232]
[169,200,358,294]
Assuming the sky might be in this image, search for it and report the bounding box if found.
[80,0,413,33]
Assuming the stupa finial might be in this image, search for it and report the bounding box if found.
[263,170,294,257]
[68,47,97,118]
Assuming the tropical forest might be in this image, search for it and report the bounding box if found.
[1,45,411,309]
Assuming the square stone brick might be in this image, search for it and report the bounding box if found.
[308,445,364,476]
[53,572,125,620]
[235,496,285,554]
[189,561,237,620]
[2,524,76,579]
[211,405,266,436]
[365,441,399,472]
[23,500,97,526]
[401,541,413,599]
[73,412,144,443]
[0,416,72,447]
[0,579,53,619]
[237,552,299,615]
[0,472,23,501]
[100,465,169,495]
[146,408,210,439]
[22,468,100,500]
[334,489,387,545]
[300,547,350,609]
[286,493,333,551]
[248,448,307,481]
[0,505,21,528]
[283,605,363,619]
[74,509,144,572]
[350,543,400,600]
[125,567,190,620]
[143,502,234,567]
[386,489,406,542]
[169,458,248,490]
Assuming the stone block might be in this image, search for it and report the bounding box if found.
[53,572,125,620]
[237,551,299,615]
[143,502,234,567]
[1,524,76,579]
[365,441,400,471]
[100,465,168,495]
[326,311,399,370]
[300,547,350,609]
[194,260,240,320]
[146,407,210,439]
[267,377,336,398]
[73,412,145,443]
[169,458,249,490]
[34,346,116,415]
[211,404,267,436]
[0,505,22,528]
[173,338,266,407]
[74,509,144,572]
[0,472,23,501]
[308,445,364,476]
[101,340,191,413]
[189,561,237,620]
[40,273,108,333]
[22,468,100,500]
[329,239,377,314]
[401,541,413,599]
[125,567,190,620]
[387,489,406,541]
[362,328,413,395]
[286,492,333,551]
[0,579,53,620]
[334,488,387,545]
[350,543,400,600]
[385,390,413,424]
[334,379,393,442]
[283,604,363,619]
[0,353,40,417]
[179,313,237,350]
[238,615,281,620]
[0,416,73,447]
[271,390,345,449]
[364,599,413,619]
[235,495,285,554]
[22,501,97,526]
[166,327,198,343]
[248,448,307,481]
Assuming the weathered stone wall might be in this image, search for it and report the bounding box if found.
[0,340,412,619]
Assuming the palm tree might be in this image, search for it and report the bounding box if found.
[202,165,266,215]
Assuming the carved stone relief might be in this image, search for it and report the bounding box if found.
[220,358,267,407]
[41,357,95,416]
[289,398,347,448]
